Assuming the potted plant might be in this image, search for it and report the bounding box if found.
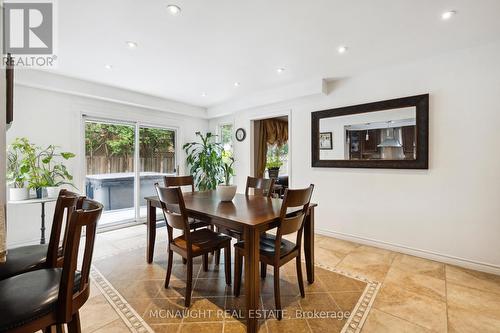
[39,145,76,198]
[266,157,283,180]
[29,144,76,198]
[6,139,31,201]
[183,132,224,191]
[217,155,236,202]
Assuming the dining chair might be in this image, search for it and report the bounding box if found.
[155,184,232,307]
[0,189,81,281]
[245,176,275,198]
[164,175,211,230]
[0,198,103,333]
[233,184,314,320]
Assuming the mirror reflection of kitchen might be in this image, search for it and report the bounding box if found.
[319,107,417,160]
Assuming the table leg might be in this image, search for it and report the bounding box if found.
[244,227,261,333]
[304,206,315,283]
[40,202,46,245]
[146,201,156,263]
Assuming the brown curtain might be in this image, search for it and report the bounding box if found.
[256,119,288,177]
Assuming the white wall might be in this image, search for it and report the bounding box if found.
[209,41,500,273]
[7,81,208,247]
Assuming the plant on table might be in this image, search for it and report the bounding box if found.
[221,153,235,186]
[183,132,224,191]
[7,138,33,200]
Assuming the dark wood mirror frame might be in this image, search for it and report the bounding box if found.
[311,94,429,169]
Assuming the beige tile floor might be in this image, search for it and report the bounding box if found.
[79,225,500,333]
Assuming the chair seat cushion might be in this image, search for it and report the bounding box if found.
[0,268,81,332]
[0,245,48,281]
[172,229,231,254]
[235,234,297,257]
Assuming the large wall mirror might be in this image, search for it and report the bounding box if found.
[312,94,428,169]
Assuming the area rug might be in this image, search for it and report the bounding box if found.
[91,244,380,333]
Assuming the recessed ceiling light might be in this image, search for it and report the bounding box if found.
[126,41,138,48]
[167,4,181,15]
[338,46,348,54]
[201,92,207,97]
[441,10,456,20]
[104,64,113,70]
[234,82,241,87]
[276,67,285,73]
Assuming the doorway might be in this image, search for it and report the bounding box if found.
[251,115,290,197]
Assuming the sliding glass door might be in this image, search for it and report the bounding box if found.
[84,118,176,227]
[138,126,176,218]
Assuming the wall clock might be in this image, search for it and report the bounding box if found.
[235,128,246,142]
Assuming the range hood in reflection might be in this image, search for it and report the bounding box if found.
[377,128,402,148]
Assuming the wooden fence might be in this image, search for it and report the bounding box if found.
[86,155,175,175]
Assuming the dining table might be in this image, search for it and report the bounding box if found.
[144,191,317,333]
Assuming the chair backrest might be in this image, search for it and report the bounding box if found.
[164,175,194,192]
[245,176,275,197]
[154,184,191,245]
[46,189,81,267]
[274,184,314,260]
[58,198,103,322]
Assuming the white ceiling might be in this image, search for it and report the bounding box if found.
[51,0,500,108]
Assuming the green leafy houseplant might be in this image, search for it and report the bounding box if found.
[7,139,31,188]
[221,155,235,186]
[38,145,76,188]
[7,138,76,199]
[266,158,283,170]
[183,132,224,191]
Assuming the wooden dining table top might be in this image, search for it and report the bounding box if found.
[145,190,317,228]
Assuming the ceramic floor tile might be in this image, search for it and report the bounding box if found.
[318,272,366,292]
[79,295,121,332]
[361,308,430,333]
[307,317,347,333]
[373,284,447,332]
[446,265,500,295]
[329,291,364,312]
[223,321,268,333]
[337,255,392,282]
[183,297,226,322]
[316,237,361,257]
[446,282,500,322]
[447,306,500,333]
[179,322,224,333]
[266,318,311,333]
[391,254,445,280]
[383,266,446,302]
[89,318,131,333]
[142,298,186,324]
[148,323,181,333]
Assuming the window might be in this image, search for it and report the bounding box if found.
[219,123,233,155]
[266,142,289,176]
[84,118,176,227]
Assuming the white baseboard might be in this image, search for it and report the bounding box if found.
[316,228,500,276]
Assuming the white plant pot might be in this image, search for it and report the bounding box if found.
[46,187,60,199]
[217,185,237,202]
[9,187,29,201]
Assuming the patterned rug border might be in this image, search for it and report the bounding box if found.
[91,258,381,333]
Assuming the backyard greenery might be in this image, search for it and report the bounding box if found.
[85,122,176,174]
